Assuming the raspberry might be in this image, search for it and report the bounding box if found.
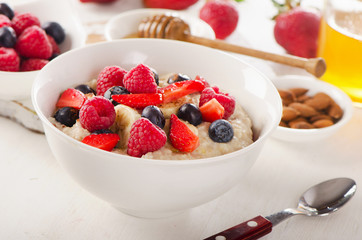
[79,96,116,132]
[123,64,157,94]
[199,86,235,119]
[0,47,20,71]
[21,58,49,71]
[11,12,41,35]
[47,35,60,55]
[0,14,11,28]
[15,25,52,59]
[199,0,239,39]
[127,117,167,157]
[96,65,127,96]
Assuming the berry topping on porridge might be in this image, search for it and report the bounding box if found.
[50,63,254,160]
[127,118,167,157]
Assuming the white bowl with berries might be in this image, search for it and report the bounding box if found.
[0,0,86,101]
[32,38,282,218]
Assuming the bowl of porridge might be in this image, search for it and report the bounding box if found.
[32,39,282,218]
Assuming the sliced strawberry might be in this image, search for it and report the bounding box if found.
[81,133,120,151]
[199,98,225,122]
[56,88,87,110]
[159,79,207,104]
[112,93,163,108]
[169,114,199,153]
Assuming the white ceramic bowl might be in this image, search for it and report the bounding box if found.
[32,39,282,218]
[271,75,353,142]
[105,8,215,41]
[0,0,86,101]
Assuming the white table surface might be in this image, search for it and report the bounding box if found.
[1,0,362,239]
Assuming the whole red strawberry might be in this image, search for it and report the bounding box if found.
[0,47,20,71]
[15,25,52,59]
[273,3,321,58]
[127,117,167,157]
[199,0,239,39]
[143,0,198,10]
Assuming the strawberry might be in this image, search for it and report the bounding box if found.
[56,88,87,110]
[96,65,127,96]
[199,86,235,119]
[199,0,239,39]
[82,132,120,151]
[0,47,20,71]
[273,1,321,58]
[21,58,49,71]
[199,98,225,122]
[143,0,198,10]
[159,79,207,104]
[15,25,52,59]
[169,114,199,153]
[11,12,41,35]
[123,63,157,94]
[127,118,167,157]
[112,93,163,108]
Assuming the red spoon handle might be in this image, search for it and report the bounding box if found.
[203,215,272,240]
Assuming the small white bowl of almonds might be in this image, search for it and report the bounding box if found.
[271,75,353,142]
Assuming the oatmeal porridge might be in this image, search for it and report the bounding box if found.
[50,63,253,160]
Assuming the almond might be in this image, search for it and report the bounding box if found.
[304,92,332,110]
[289,102,318,117]
[289,87,309,97]
[310,114,333,123]
[279,121,288,127]
[296,94,310,103]
[328,100,343,120]
[278,89,295,106]
[313,119,334,128]
[289,121,314,129]
[282,106,299,121]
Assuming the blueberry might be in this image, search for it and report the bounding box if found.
[54,107,79,127]
[92,129,113,134]
[150,68,159,85]
[104,86,130,106]
[0,26,16,48]
[208,119,234,143]
[49,53,60,61]
[42,21,65,44]
[75,84,96,95]
[141,105,165,129]
[167,73,190,84]
[0,3,14,19]
[177,103,202,126]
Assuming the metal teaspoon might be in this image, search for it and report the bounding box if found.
[204,177,357,240]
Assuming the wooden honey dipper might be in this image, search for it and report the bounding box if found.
[138,14,326,78]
